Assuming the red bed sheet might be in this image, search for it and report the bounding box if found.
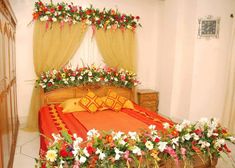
[39,104,173,152]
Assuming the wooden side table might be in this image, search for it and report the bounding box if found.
[137,89,159,113]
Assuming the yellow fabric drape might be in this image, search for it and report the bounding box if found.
[25,21,87,131]
[95,29,136,72]
[222,22,235,134]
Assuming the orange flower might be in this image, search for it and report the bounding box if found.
[33,13,39,20]
[106,135,113,143]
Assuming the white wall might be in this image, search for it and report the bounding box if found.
[10,0,161,122]
[158,0,235,122]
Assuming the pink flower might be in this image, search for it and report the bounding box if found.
[121,75,126,81]
[181,147,186,156]
[124,150,132,162]
[73,161,80,168]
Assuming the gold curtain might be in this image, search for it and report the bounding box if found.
[25,21,87,131]
[222,23,235,134]
[95,29,136,72]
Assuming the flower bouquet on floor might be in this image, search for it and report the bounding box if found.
[35,118,235,168]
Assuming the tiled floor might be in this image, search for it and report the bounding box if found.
[13,130,235,168]
[13,130,40,168]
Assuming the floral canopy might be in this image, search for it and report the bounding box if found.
[32,1,141,31]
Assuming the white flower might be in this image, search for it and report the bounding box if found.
[53,69,57,74]
[148,125,156,130]
[118,139,126,146]
[145,141,154,150]
[40,15,49,21]
[59,160,65,168]
[70,76,75,81]
[65,5,70,11]
[184,133,191,141]
[228,136,235,143]
[214,139,225,148]
[181,120,191,127]
[83,148,90,157]
[87,129,100,140]
[175,124,184,132]
[172,137,179,146]
[132,146,142,156]
[73,134,83,143]
[88,71,92,76]
[79,156,87,164]
[114,77,118,81]
[46,150,57,162]
[199,140,210,148]
[52,17,57,22]
[114,148,123,160]
[52,133,62,144]
[99,152,106,160]
[113,131,124,140]
[163,122,170,129]
[86,20,92,25]
[128,132,138,140]
[96,149,106,160]
[158,142,167,152]
[207,130,213,137]
[191,133,199,141]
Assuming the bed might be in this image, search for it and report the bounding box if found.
[38,85,220,168]
[39,85,173,152]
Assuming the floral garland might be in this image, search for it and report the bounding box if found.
[35,118,235,168]
[33,1,141,31]
[36,65,140,92]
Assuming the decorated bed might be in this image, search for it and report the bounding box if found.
[35,66,235,168]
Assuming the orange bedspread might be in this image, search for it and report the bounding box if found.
[72,110,149,133]
[39,103,173,152]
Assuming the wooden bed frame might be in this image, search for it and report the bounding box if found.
[40,85,135,106]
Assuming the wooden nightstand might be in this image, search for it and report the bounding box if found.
[137,89,159,112]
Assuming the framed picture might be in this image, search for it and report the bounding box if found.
[198,15,220,39]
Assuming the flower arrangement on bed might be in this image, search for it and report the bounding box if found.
[35,65,235,168]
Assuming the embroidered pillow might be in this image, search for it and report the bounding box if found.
[61,98,85,113]
[104,90,127,111]
[101,96,134,110]
[79,91,103,113]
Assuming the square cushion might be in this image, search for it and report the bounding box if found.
[104,90,127,111]
[61,98,85,113]
[79,91,103,113]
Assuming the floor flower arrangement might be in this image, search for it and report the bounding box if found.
[36,65,140,92]
[36,118,235,168]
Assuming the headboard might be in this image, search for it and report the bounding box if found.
[40,85,135,106]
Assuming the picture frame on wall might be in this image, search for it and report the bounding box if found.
[198,15,220,39]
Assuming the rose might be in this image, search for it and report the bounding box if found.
[58,5,63,11]
[60,148,69,157]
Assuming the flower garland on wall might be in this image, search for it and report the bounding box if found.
[35,118,235,168]
[36,65,140,92]
[32,1,141,31]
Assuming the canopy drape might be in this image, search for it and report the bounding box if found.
[95,29,137,72]
[25,21,87,131]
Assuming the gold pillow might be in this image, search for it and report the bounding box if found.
[61,98,85,113]
[79,91,103,113]
[101,96,134,110]
[123,100,135,110]
[104,90,127,111]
